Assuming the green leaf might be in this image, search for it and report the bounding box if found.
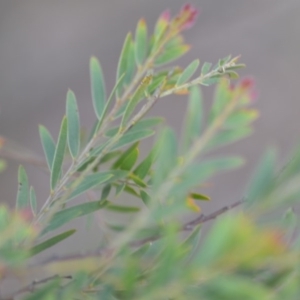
[100,151,122,164]
[117,149,139,171]
[182,225,202,257]
[105,202,140,213]
[51,116,68,190]
[224,109,259,129]
[113,142,139,169]
[172,157,244,198]
[106,117,163,138]
[124,185,140,197]
[126,38,136,87]
[201,77,221,86]
[246,149,276,206]
[147,72,168,95]
[153,128,177,190]
[68,172,114,201]
[117,33,135,96]
[115,183,125,196]
[135,19,148,65]
[151,12,169,52]
[155,45,190,66]
[112,129,155,151]
[90,56,106,119]
[39,125,55,170]
[140,190,151,206]
[133,142,160,180]
[226,70,239,79]
[121,75,152,128]
[42,201,108,234]
[210,79,232,120]
[195,215,236,267]
[133,153,153,180]
[101,184,111,201]
[206,127,253,151]
[190,192,210,201]
[128,173,147,188]
[182,86,203,151]
[66,90,80,158]
[29,186,37,216]
[30,229,76,256]
[201,62,212,75]
[176,59,200,86]
[225,63,246,71]
[16,165,29,209]
[92,73,125,136]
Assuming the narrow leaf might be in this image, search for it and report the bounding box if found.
[182,225,202,256]
[128,173,147,188]
[201,62,212,75]
[171,157,244,198]
[93,73,125,135]
[115,183,126,197]
[42,201,108,234]
[117,33,134,96]
[224,109,259,129]
[155,45,190,66]
[176,59,200,86]
[105,202,140,213]
[133,140,160,179]
[30,229,76,256]
[112,129,155,150]
[39,125,55,170]
[190,192,210,201]
[66,90,80,158]
[124,185,140,197]
[151,10,169,53]
[206,127,253,150]
[101,184,111,201]
[113,142,139,169]
[183,86,203,150]
[16,165,29,209]
[106,117,163,138]
[121,75,152,128]
[135,19,148,65]
[114,147,139,171]
[246,149,276,206]
[140,190,151,206]
[210,79,232,120]
[51,116,68,190]
[147,72,168,95]
[30,186,37,216]
[90,56,106,119]
[68,172,113,201]
[153,128,177,190]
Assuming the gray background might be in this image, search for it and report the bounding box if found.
[0,0,299,247]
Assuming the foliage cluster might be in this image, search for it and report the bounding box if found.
[1,4,300,300]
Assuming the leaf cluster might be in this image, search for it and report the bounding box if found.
[1,5,299,300]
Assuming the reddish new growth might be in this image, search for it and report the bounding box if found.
[160,9,171,22]
[170,3,199,32]
[239,77,258,102]
[230,77,258,102]
[158,4,199,35]
[179,4,199,30]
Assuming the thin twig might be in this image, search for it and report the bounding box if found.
[182,199,244,230]
[1,275,72,300]
[32,199,244,266]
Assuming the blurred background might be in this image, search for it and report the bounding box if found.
[0,0,299,250]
